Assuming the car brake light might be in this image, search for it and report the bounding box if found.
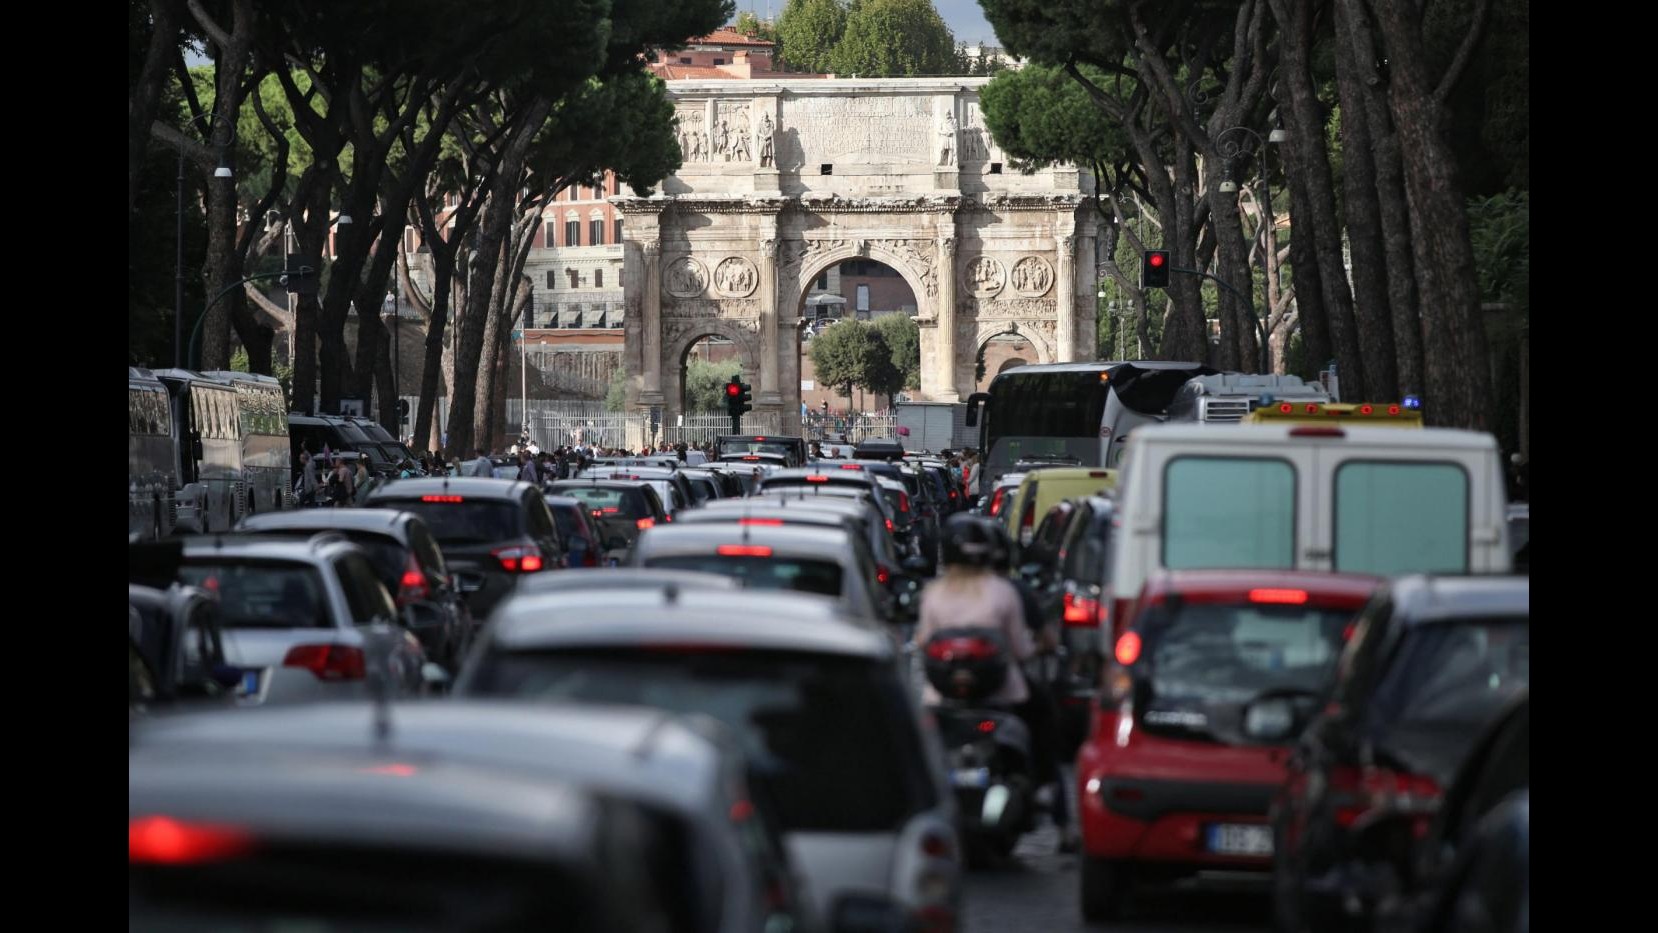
[717,544,774,557]
[925,636,999,661]
[806,475,829,482]
[1089,470,1111,478]
[754,436,766,441]
[129,816,254,864]
[282,643,367,681]
[636,518,656,530]
[396,553,430,605]
[602,506,620,513]
[919,831,953,859]
[977,719,996,733]
[1249,588,1309,604]
[743,455,761,461]
[1289,426,1345,438]
[877,566,890,585]
[1113,630,1142,666]
[989,488,1006,516]
[840,464,863,470]
[491,545,545,573]
[885,518,894,532]
[729,799,755,822]
[1062,591,1102,626]
[739,518,784,526]
[420,494,463,503]
[899,492,911,513]
[1330,766,1442,834]
[1359,404,1374,415]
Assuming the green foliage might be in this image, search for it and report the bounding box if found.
[684,355,746,412]
[529,71,684,198]
[977,0,1129,69]
[870,313,921,391]
[809,319,886,395]
[978,63,1128,172]
[1468,191,1529,317]
[830,0,954,76]
[734,11,779,42]
[605,366,629,412]
[777,0,848,73]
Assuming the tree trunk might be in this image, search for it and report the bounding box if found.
[1205,165,1257,371]
[412,248,452,457]
[129,0,177,216]
[1367,0,1492,428]
[445,96,552,456]
[474,237,513,453]
[1340,0,1422,397]
[1160,140,1208,362]
[1332,0,1399,396]
[1280,163,1329,381]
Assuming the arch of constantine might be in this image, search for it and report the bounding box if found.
[615,77,1097,437]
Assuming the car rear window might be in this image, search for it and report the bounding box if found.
[372,498,523,546]
[1334,461,1469,574]
[246,530,407,589]
[550,485,649,520]
[465,650,935,831]
[646,555,844,598]
[178,560,330,629]
[548,505,588,541]
[1135,600,1356,741]
[1163,456,1296,569]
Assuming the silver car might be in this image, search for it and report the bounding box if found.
[457,585,963,930]
[177,535,432,704]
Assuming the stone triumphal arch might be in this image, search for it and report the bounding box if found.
[616,78,1097,438]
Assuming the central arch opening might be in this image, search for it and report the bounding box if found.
[680,335,746,416]
[797,258,919,432]
[976,331,1033,392]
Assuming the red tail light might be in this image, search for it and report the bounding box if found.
[396,553,430,605]
[1249,588,1309,604]
[717,544,773,557]
[601,506,620,513]
[130,816,254,864]
[1289,426,1345,438]
[839,464,863,470]
[1062,591,1102,626]
[925,636,1000,661]
[739,518,784,526]
[977,719,996,733]
[492,545,545,572]
[1329,766,1443,835]
[885,518,894,532]
[805,475,829,482]
[1113,630,1142,666]
[420,494,463,503]
[989,488,1007,516]
[877,566,890,585]
[899,492,911,513]
[282,643,367,681]
[636,518,656,530]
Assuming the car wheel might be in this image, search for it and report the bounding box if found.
[1080,856,1129,923]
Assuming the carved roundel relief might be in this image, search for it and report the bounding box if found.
[965,256,1005,298]
[1011,255,1054,297]
[663,256,709,298]
[713,256,758,298]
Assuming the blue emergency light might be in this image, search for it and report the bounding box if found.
[1402,395,1422,410]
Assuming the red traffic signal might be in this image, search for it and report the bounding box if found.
[1141,250,1171,289]
[725,382,741,397]
[1148,253,1165,268]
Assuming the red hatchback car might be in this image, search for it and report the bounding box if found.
[1075,570,1381,922]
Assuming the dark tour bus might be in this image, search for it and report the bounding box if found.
[964,361,1218,497]
[153,369,246,533]
[129,368,179,540]
[716,434,807,468]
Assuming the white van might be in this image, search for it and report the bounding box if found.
[1103,423,1512,634]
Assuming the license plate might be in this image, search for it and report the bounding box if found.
[950,767,990,788]
[1206,823,1272,856]
[237,670,261,698]
[455,575,483,593]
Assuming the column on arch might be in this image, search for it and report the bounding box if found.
[935,226,960,400]
[1055,213,1078,362]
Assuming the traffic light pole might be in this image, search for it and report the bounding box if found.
[1168,267,1269,373]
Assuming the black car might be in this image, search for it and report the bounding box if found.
[128,583,238,712]
[1269,575,1530,933]
[546,479,671,557]
[235,508,474,673]
[288,413,398,477]
[365,479,566,619]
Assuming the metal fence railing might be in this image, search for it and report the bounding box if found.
[661,413,782,447]
[803,412,896,444]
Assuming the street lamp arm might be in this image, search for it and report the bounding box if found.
[188,269,311,371]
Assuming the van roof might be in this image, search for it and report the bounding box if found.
[1130,423,1498,449]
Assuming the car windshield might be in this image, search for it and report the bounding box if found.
[466,650,934,832]
[1137,600,1356,741]
[130,845,611,932]
[549,485,649,520]
[1368,617,1530,781]
[646,555,844,598]
[719,440,794,460]
[372,498,522,546]
[178,560,330,629]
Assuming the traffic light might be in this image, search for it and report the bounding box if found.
[724,379,743,416]
[725,376,753,432]
[1141,250,1171,289]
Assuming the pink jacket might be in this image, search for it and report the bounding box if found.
[915,574,1033,706]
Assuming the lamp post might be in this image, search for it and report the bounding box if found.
[384,289,400,439]
[175,112,234,369]
[1216,125,1278,373]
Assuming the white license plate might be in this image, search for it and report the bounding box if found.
[237,670,261,698]
[1206,823,1272,856]
[950,767,990,788]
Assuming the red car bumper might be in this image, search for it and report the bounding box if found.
[1077,708,1286,869]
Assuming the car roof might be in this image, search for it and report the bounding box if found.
[1131,423,1500,449]
[1141,570,1384,606]
[132,700,736,817]
[674,508,851,528]
[1017,467,1118,484]
[634,522,856,556]
[487,587,890,658]
[369,477,537,500]
[1387,574,1530,624]
[179,534,352,562]
[514,568,740,596]
[237,509,414,536]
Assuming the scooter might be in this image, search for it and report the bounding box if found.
[923,628,1041,867]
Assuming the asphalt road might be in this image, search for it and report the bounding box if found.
[960,821,1275,933]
